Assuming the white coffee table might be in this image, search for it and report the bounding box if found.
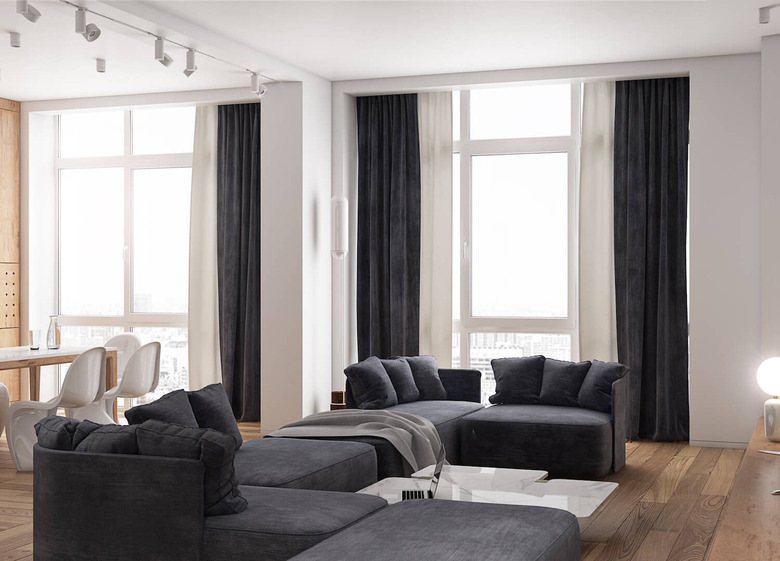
[358,464,618,518]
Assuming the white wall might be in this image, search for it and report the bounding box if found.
[332,53,765,447]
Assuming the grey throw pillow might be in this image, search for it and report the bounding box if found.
[578,360,627,413]
[125,389,199,427]
[34,416,80,450]
[344,356,399,409]
[399,356,447,400]
[136,420,248,516]
[540,358,592,407]
[188,383,243,450]
[379,358,420,403]
[75,424,139,454]
[489,356,545,405]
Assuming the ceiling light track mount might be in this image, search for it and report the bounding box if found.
[760,4,780,24]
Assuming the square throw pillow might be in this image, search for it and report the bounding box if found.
[489,356,545,405]
[578,360,628,413]
[136,419,248,516]
[125,389,199,427]
[34,416,81,450]
[540,358,592,407]
[74,424,139,455]
[399,356,447,401]
[379,358,420,403]
[344,356,398,409]
[188,383,243,450]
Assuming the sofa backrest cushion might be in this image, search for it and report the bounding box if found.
[73,422,139,454]
[136,419,248,516]
[578,360,627,414]
[125,389,199,427]
[345,356,399,409]
[489,356,545,405]
[379,358,420,403]
[540,358,592,407]
[34,416,80,450]
[398,355,447,400]
[188,383,243,450]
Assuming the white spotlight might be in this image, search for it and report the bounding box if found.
[17,1,41,23]
[75,8,86,34]
[183,49,197,77]
[10,33,20,48]
[250,73,260,94]
[82,22,101,42]
[155,37,173,67]
[256,84,268,99]
[96,58,106,73]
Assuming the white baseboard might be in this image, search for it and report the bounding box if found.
[689,439,747,449]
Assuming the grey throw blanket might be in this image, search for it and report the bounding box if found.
[269,410,444,476]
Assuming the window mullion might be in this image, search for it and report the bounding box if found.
[124,110,132,330]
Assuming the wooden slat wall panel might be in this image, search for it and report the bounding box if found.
[0,329,20,401]
[0,264,20,329]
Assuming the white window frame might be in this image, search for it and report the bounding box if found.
[54,109,192,333]
[453,85,582,368]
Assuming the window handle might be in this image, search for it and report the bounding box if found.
[463,241,469,260]
[122,246,128,263]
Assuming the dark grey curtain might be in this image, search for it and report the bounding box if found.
[614,77,690,441]
[356,94,421,360]
[217,103,261,422]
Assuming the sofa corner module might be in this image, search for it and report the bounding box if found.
[611,374,629,473]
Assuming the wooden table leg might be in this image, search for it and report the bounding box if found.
[29,365,40,401]
[106,352,118,422]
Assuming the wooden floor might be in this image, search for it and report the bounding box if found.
[0,428,742,561]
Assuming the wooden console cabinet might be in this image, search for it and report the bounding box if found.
[0,98,20,401]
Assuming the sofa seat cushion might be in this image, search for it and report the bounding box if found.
[234,438,377,492]
[202,486,387,561]
[460,405,613,479]
[386,400,485,464]
[288,500,579,561]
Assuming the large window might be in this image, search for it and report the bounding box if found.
[56,107,195,397]
[453,85,581,402]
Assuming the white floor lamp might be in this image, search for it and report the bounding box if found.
[757,357,780,441]
[332,195,349,395]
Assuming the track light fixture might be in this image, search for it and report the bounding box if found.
[154,37,173,67]
[10,33,21,48]
[250,73,268,98]
[16,0,41,23]
[75,8,86,34]
[183,49,197,77]
[96,58,106,73]
[760,4,780,24]
[82,23,101,42]
[256,84,268,99]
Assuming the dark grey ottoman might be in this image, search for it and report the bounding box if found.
[461,404,613,479]
[203,486,388,561]
[235,437,378,492]
[288,500,580,561]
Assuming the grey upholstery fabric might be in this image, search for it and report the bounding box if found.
[34,416,80,450]
[188,383,243,449]
[289,500,580,561]
[34,445,205,561]
[74,424,138,454]
[125,389,199,427]
[235,437,378,492]
[579,360,628,413]
[461,405,613,479]
[379,357,420,403]
[438,368,482,403]
[202,486,387,561]
[344,356,398,409]
[612,375,629,472]
[401,355,447,400]
[489,356,545,405]
[540,358,592,407]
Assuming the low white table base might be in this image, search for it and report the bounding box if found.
[359,464,618,518]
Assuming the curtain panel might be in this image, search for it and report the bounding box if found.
[614,77,690,441]
[217,103,262,421]
[188,105,222,390]
[356,94,422,360]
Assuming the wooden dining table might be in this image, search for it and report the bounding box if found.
[0,345,119,422]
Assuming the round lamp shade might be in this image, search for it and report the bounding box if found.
[757,357,780,396]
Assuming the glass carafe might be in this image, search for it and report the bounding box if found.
[46,315,61,350]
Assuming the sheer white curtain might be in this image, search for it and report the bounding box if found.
[418,92,453,366]
[579,81,618,361]
[188,105,222,389]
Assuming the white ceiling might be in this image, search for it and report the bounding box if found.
[0,0,777,102]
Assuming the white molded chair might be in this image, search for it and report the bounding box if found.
[6,347,106,472]
[105,333,143,379]
[0,382,9,438]
[70,342,161,425]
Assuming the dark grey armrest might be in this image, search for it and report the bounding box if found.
[439,369,482,403]
[34,446,205,561]
[610,374,629,473]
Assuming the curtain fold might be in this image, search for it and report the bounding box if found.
[418,92,453,367]
[356,94,421,360]
[614,77,690,441]
[188,105,222,391]
[217,103,261,421]
[579,82,618,363]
